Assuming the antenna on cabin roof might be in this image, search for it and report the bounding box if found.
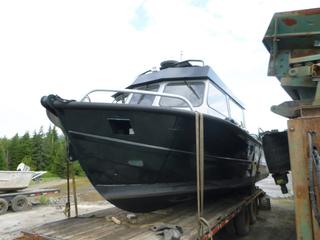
[180,50,183,61]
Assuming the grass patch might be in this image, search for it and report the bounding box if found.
[29,172,62,186]
[39,195,49,205]
[42,171,60,178]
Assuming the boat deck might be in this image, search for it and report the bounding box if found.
[21,189,264,240]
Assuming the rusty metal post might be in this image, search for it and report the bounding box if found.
[71,164,78,217]
[288,116,320,240]
[65,161,71,218]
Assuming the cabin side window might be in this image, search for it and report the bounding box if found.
[207,83,228,118]
[129,84,160,106]
[159,81,205,107]
[229,99,245,127]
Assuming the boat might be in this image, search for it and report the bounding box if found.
[0,163,47,192]
[41,60,269,212]
[0,171,34,192]
[16,162,47,181]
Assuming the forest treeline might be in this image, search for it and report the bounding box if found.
[0,126,84,177]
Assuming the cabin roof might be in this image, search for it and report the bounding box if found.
[127,64,245,108]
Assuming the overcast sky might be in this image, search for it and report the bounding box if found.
[0,0,319,138]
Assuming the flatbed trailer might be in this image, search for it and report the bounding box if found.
[21,188,268,240]
[0,188,60,215]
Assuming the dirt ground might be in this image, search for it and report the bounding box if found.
[0,177,296,240]
[0,177,113,240]
[216,198,295,240]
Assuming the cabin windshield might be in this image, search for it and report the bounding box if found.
[159,81,205,107]
[129,84,160,106]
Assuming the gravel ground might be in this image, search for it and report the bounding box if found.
[0,177,111,240]
[221,175,296,240]
[217,198,295,240]
[0,202,112,240]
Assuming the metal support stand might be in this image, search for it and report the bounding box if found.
[288,113,320,240]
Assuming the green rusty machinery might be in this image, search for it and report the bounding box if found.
[263,8,320,240]
[263,8,320,118]
[262,7,320,196]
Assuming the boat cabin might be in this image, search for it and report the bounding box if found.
[113,60,246,128]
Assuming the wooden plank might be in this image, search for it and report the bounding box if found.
[28,207,121,237]
[53,219,109,239]
[22,190,263,240]
[35,218,102,237]
[288,117,320,240]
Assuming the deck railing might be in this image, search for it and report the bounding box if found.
[81,89,195,111]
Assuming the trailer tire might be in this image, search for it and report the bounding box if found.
[224,219,236,235]
[234,207,250,236]
[249,201,257,224]
[259,196,271,211]
[11,195,29,212]
[255,198,260,215]
[0,198,9,215]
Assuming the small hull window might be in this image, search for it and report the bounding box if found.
[108,119,135,135]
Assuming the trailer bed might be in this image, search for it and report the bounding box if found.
[21,189,264,240]
[0,188,60,215]
[0,188,60,199]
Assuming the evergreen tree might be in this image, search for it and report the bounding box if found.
[0,126,85,177]
[0,138,9,170]
[31,128,46,170]
[51,138,67,177]
[0,147,6,170]
[44,126,59,172]
[7,134,22,170]
[20,132,33,167]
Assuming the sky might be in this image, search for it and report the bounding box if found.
[0,0,319,138]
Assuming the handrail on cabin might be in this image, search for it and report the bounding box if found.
[81,89,195,111]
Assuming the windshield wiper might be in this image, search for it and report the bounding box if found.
[184,81,200,99]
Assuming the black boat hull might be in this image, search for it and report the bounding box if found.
[42,95,269,212]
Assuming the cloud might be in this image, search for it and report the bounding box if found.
[189,0,209,9]
[0,0,319,137]
[131,3,150,31]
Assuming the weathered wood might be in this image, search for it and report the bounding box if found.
[288,117,320,240]
[22,190,263,240]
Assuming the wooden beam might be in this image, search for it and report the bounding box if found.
[288,117,320,240]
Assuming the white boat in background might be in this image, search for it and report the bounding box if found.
[0,170,34,191]
[17,162,47,180]
[32,171,47,180]
[0,163,47,192]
